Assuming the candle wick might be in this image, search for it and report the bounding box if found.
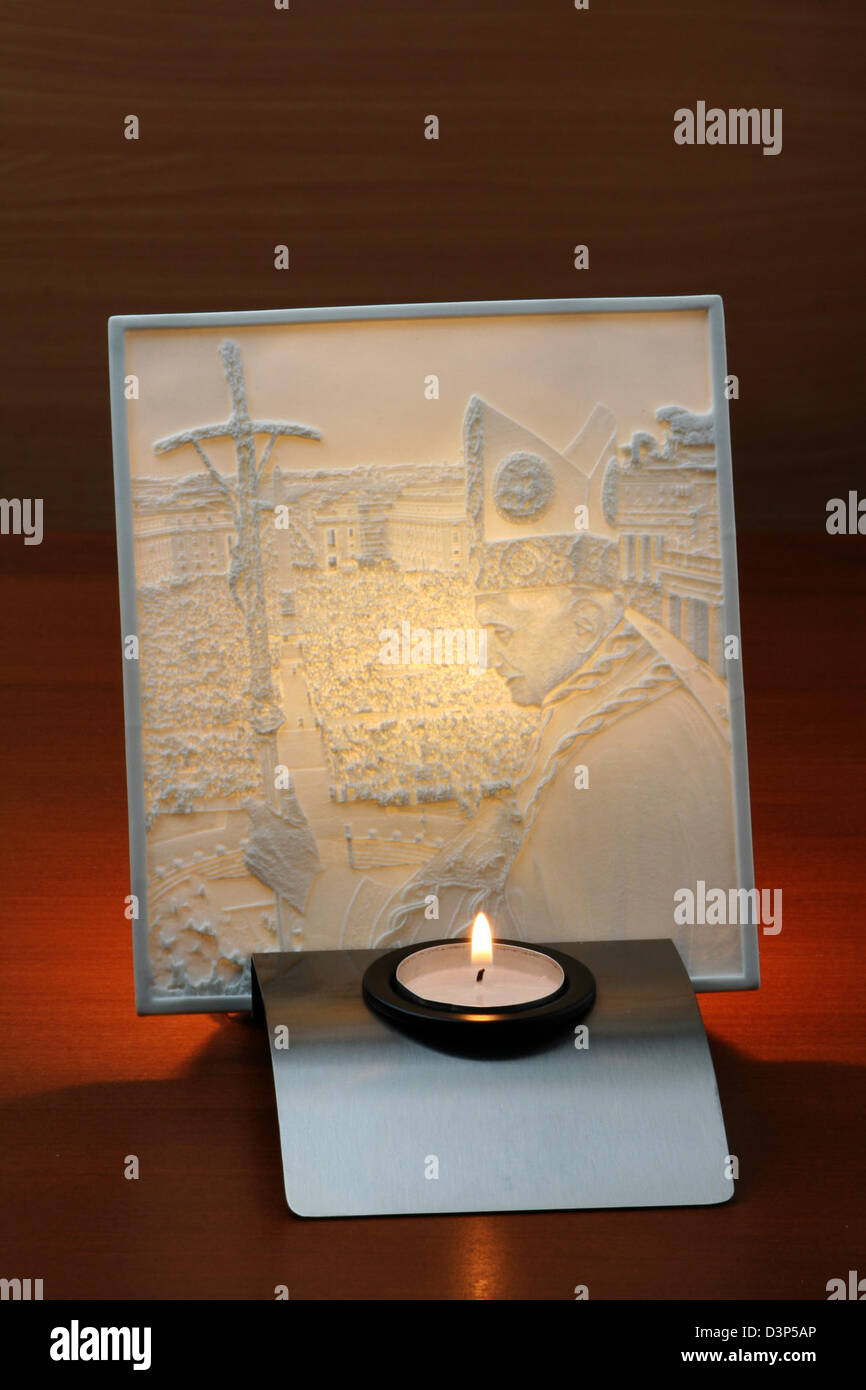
[476,968,485,983]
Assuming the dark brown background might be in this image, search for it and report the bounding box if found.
[1,0,864,1301]
[2,0,864,531]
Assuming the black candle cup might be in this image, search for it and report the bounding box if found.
[362,939,596,1054]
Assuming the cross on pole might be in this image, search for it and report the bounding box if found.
[153,341,322,733]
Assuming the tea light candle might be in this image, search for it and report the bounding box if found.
[362,911,596,1049]
[395,914,565,1009]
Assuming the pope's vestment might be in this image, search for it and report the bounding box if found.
[376,613,743,982]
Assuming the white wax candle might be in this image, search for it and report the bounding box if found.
[395,941,564,1010]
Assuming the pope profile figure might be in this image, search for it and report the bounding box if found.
[374,395,742,983]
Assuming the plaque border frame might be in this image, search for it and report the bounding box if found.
[108,296,759,1013]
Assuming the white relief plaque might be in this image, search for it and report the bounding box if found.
[109,299,758,1013]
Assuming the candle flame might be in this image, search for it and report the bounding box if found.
[470,912,493,964]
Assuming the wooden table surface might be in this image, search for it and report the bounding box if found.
[0,531,862,1301]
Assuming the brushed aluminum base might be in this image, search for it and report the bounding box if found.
[252,939,734,1217]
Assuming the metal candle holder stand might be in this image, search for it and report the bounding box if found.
[252,938,734,1218]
